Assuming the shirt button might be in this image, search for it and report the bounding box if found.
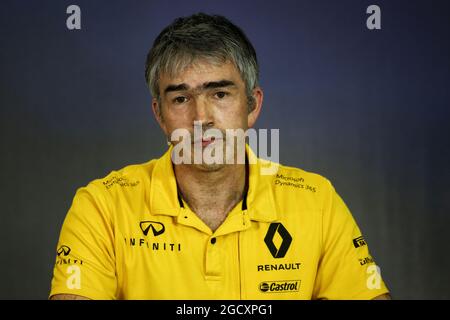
[210,237,217,244]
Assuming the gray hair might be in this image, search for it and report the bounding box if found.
[145,13,259,109]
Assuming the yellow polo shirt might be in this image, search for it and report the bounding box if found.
[50,147,389,299]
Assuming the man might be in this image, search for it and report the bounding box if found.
[50,13,390,300]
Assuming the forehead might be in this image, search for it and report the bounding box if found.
[159,60,244,90]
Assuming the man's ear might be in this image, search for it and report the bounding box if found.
[248,87,263,128]
[152,98,168,135]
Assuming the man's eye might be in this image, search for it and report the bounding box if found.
[173,96,188,104]
[214,91,228,99]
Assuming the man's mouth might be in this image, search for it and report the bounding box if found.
[193,137,220,147]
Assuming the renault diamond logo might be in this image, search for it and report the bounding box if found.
[264,223,292,258]
[57,245,71,256]
[140,221,165,236]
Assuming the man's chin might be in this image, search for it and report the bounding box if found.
[191,162,227,172]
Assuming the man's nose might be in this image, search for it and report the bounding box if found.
[192,97,214,127]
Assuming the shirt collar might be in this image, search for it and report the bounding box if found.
[149,145,278,222]
[149,147,182,217]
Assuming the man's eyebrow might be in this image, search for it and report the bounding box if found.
[203,80,236,90]
[164,83,189,94]
[163,80,236,95]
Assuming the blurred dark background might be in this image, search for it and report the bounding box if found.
[1,0,449,299]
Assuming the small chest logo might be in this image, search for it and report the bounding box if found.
[259,280,300,293]
[57,245,71,256]
[353,236,367,248]
[140,221,165,236]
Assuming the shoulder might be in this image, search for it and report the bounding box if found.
[83,159,157,197]
[64,159,159,227]
[257,160,337,219]
[67,159,158,218]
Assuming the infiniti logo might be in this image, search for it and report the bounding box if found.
[140,221,165,236]
[57,245,71,257]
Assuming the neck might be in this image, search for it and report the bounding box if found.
[174,163,247,231]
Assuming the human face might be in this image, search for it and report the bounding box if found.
[153,60,263,170]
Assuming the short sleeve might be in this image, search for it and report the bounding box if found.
[312,180,390,300]
[49,184,117,299]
